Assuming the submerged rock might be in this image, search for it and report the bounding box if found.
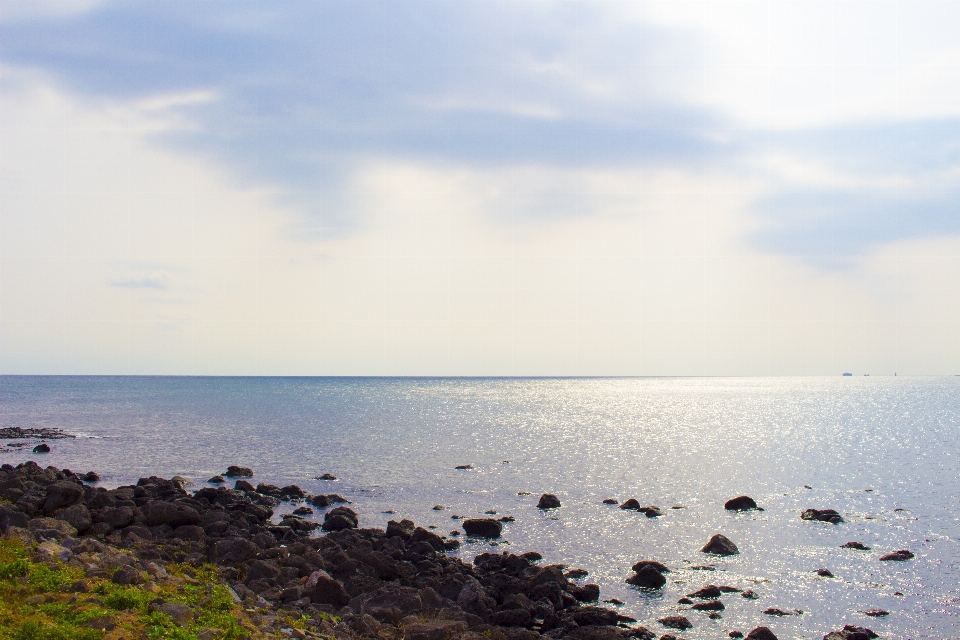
[658,616,692,630]
[224,466,253,478]
[687,585,722,599]
[626,564,666,589]
[462,518,503,538]
[841,541,871,550]
[822,625,878,640]
[724,496,759,511]
[745,628,779,640]
[33,443,50,453]
[879,549,914,561]
[801,508,843,524]
[537,494,561,509]
[701,534,739,556]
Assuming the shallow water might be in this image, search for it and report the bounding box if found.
[1,376,958,639]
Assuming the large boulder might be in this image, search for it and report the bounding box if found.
[304,569,350,607]
[224,466,253,478]
[321,506,359,531]
[102,506,135,528]
[701,534,739,556]
[463,518,502,538]
[210,537,259,566]
[746,628,779,640]
[144,501,200,527]
[57,504,92,533]
[537,494,562,509]
[724,496,759,511]
[43,481,84,515]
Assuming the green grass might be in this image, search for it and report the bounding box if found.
[0,538,255,640]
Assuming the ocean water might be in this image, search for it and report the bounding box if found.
[0,376,957,639]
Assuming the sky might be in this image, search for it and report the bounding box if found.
[1,0,959,375]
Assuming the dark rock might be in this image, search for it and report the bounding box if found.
[879,549,914,561]
[718,586,741,593]
[572,606,620,626]
[246,559,281,584]
[279,485,305,500]
[144,501,200,527]
[80,471,100,483]
[730,632,744,639]
[822,625,878,640]
[0,505,29,531]
[701,534,739,556]
[816,569,834,577]
[33,443,50,453]
[690,600,724,611]
[327,494,349,503]
[862,609,888,617]
[317,473,337,480]
[638,506,662,517]
[602,499,618,504]
[57,504,92,533]
[207,475,225,484]
[801,509,843,524]
[210,537,259,565]
[687,585,721,599]
[158,602,193,627]
[83,615,116,631]
[308,494,330,507]
[322,506,358,531]
[494,609,532,627]
[455,464,473,470]
[658,616,692,630]
[745,628,778,640]
[619,498,641,510]
[631,560,669,573]
[463,518,503,538]
[405,620,469,640]
[741,590,759,599]
[724,496,758,511]
[574,583,601,602]
[102,506,135,528]
[841,541,871,550]
[224,466,253,478]
[234,480,255,492]
[172,525,205,542]
[112,566,142,585]
[537,494,561,509]
[762,608,801,616]
[626,565,666,589]
[521,551,543,562]
[43,481,84,514]
[678,598,693,604]
[293,506,313,515]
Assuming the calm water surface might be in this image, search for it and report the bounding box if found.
[1,376,958,639]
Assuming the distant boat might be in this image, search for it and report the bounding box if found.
[842,372,853,376]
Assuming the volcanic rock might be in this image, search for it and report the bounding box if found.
[701,534,739,556]
[724,496,758,511]
[462,518,503,538]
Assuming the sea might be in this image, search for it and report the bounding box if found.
[0,376,957,639]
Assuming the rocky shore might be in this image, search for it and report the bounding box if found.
[1,462,886,640]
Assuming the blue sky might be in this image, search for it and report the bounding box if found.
[1,1,959,374]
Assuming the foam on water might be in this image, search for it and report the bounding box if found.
[1,376,958,638]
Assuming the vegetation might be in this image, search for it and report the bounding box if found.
[0,537,256,640]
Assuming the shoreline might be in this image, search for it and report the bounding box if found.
[2,461,888,640]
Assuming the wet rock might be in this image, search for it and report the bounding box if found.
[658,616,692,630]
[463,518,503,538]
[207,475,225,484]
[862,609,888,617]
[632,560,669,573]
[33,443,50,453]
[308,494,330,508]
[687,585,721,599]
[841,541,871,550]
[602,499,619,505]
[292,506,313,515]
[566,568,589,579]
[521,551,543,562]
[801,509,843,524]
[316,473,337,480]
[729,632,744,639]
[762,608,801,616]
[879,549,914,561]
[455,464,473,470]
[745,628,778,640]
[701,534,739,556]
[822,625,878,640]
[619,498,641,510]
[638,506,662,518]
[626,565,666,589]
[741,590,759,600]
[224,466,253,478]
[327,494,350,503]
[279,485,305,500]
[573,583,601,602]
[80,471,100,483]
[234,480,255,492]
[43,481,84,514]
[433,505,445,510]
[724,496,758,511]
[322,506,359,531]
[690,600,724,611]
[537,494,561,509]
[816,569,834,577]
